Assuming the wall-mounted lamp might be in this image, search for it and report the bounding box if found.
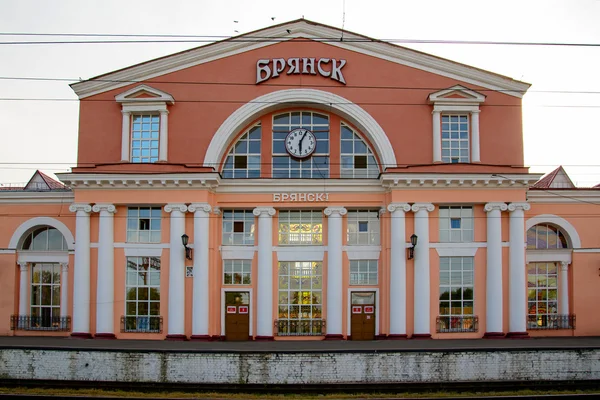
[181,234,193,261]
[408,234,418,260]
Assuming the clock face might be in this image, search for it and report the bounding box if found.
[285,128,317,159]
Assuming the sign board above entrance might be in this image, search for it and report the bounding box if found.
[256,58,347,85]
[273,193,330,202]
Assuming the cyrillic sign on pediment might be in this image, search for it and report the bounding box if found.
[257,58,347,85]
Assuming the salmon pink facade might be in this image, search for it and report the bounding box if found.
[1,20,599,340]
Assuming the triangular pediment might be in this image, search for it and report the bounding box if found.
[428,85,486,104]
[532,166,575,189]
[115,84,174,104]
[25,170,66,191]
[71,19,530,99]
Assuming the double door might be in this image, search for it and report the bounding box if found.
[224,292,249,341]
[350,292,376,340]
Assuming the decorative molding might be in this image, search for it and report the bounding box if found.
[275,246,325,262]
[115,84,175,104]
[526,249,572,264]
[69,203,92,213]
[0,192,73,204]
[508,202,531,212]
[18,252,69,264]
[92,204,117,213]
[525,214,581,249]
[527,190,600,203]
[71,20,529,100]
[57,173,220,190]
[164,204,188,213]
[124,247,163,257]
[344,246,381,260]
[431,242,487,249]
[387,203,411,213]
[218,179,384,193]
[203,89,396,170]
[436,247,478,257]
[253,207,276,217]
[188,203,212,213]
[484,202,508,212]
[220,246,256,260]
[382,173,541,188]
[324,207,348,217]
[573,248,600,253]
[428,85,486,105]
[411,203,435,213]
[8,217,75,251]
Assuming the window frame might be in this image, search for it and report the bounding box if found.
[349,260,378,285]
[340,123,379,178]
[222,210,256,245]
[439,206,474,243]
[278,210,323,246]
[441,114,469,163]
[346,210,380,245]
[438,256,475,332]
[124,256,161,333]
[127,207,162,244]
[30,262,61,329]
[222,124,262,179]
[223,259,252,285]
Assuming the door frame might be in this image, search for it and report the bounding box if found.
[347,288,379,337]
[221,288,253,337]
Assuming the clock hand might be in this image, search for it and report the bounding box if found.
[299,130,308,154]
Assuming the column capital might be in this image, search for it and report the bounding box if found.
[324,207,347,217]
[60,262,69,272]
[471,110,481,114]
[121,110,131,115]
[92,203,116,213]
[69,203,92,213]
[164,203,188,213]
[484,202,507,212]
[411,203,435,213]
[387,203,411,213]
[560,261,569,271]
[188,203,212,213]
[253,207,276,217]
[212,207,221,215]
[159,109,169,115]
[18,261,28,271]
[508,202,531,212]
[431,110,441,115]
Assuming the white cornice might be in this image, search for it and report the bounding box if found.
[0,191,73,204]
[71,20,530,99]
[527,190,600,203]
[381,173,542,189]
[217,179,385,193]
[56,173,220,190]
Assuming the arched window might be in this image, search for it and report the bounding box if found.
[222,124,261,178]
[340,123,379,178]
[527,224,569,249]
[21,226,68,251]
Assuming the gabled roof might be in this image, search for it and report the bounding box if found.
[531,166,575,189]
[71,19,531,99]
[25,170,67,191]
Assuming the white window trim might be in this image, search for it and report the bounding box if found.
[220,246,257,260]
[429,85,485,163]
[116,85,174,163]
[275,246,326,262]
[344,245,381,260]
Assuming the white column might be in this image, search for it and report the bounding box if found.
[253,207,276,339]
[68,203,92,336]
[484,202,507,336]
[121,111,130,161]
[432,110,442,163]
[324,207,347,338]
[387,203,411,337]
[559,261,569,315]
[60,263,68,318]
[188,203,211,339]
[411,203,434,337]
[164,203,188,339]
[507,202,530,336]
[470,110,480,162]
[18,262,28,316]
[92,203,116,337]
[159,109,169,162]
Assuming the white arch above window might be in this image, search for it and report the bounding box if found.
[8,217,75,251]
[526,214,581,249]
[203,89,396,170]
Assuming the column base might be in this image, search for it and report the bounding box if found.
[94,333,116,340]
[411,333,432,339]
[324,334,344,340]
[483,332,505,339]
[70,332,93,339]
[386,334,408,340]
[189,335,211,341]
[254,336,274,341]
[165,334,188,341]
[506,331,530,339]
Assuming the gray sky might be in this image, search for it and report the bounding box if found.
[1,0,599,186]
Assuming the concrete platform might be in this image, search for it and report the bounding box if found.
[1,335,600,352]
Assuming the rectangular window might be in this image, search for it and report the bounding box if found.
[124,256,161,333]
[438,257,475,332]
[527,262,559,328]
[277,261,323,335]
[127,207,162,243]
[278,210,323,245]
[222,210,255,245]
[347,210,380,245]
[30,263,61,329]
[131,114,160,163]
[223,260,252,285]
[349,260,378,285]
[439,206,473,242]
[441,114,469,163]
